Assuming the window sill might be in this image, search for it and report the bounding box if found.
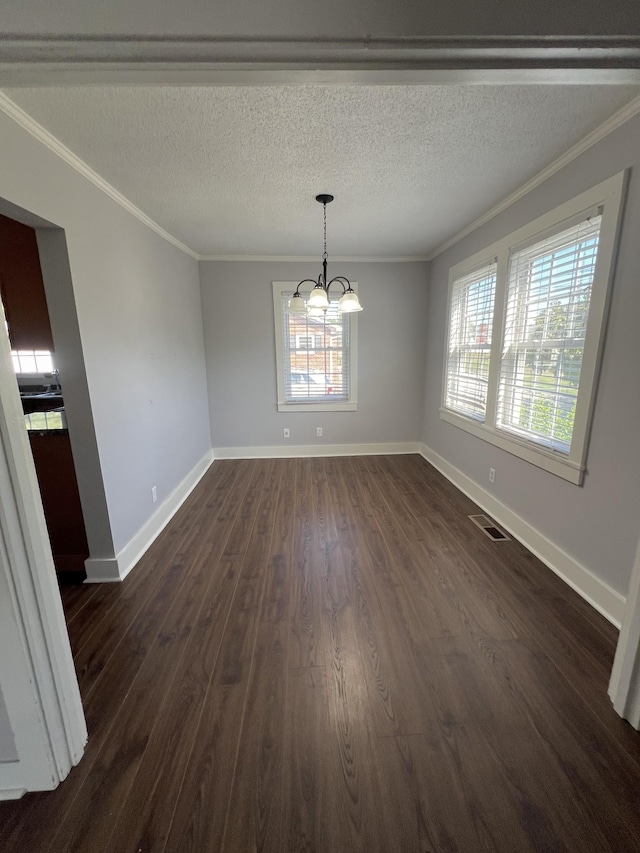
[278,401,357,413]
[439,407,584,485]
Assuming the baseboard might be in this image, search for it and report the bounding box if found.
[213,442,420,459]
[0,761,25,800]
[84,449,214,583]
[83,557,120,583]
[0,788,26,801]
[419,443,626,627]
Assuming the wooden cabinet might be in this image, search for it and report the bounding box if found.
[28,432,89,577]
[0,213,54,352]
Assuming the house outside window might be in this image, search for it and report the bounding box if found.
[441,172,625,484]
[272,281,358,412]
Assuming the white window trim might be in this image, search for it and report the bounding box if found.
[440,171,626,485]
[272,281,359,413]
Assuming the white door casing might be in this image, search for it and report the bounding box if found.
[0,296,86,799]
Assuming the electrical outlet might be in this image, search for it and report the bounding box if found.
[489,468,496,484]
[283,428,290,438]
[151,485,158,503]
[316,427,323,437]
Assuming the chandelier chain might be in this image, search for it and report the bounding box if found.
[323,202,328,262]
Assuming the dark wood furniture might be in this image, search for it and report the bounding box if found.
[28,431,89,576]
[0,214,54,351]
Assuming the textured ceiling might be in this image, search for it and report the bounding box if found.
[4,84,640,257]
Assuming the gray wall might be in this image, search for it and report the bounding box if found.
[422,114,640,598]
[0,110,212,557]
[200,261,428,450]
[1,0,638,37]
[0,684,17,763]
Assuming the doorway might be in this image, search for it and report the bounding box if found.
[0,212,89,582]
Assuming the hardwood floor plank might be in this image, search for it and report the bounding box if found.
[163,460,285,852]
[221,461,294,851]
[59,581,99,626]
[47,508,246,852]
[0,462,244,853]
[100,478,263,853]
[281,666,340,852]
[288,458,325,669]
[2,455,639,853]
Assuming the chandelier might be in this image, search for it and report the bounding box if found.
[286,194,363,316]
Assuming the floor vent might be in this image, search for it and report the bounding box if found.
[468,514,510,541]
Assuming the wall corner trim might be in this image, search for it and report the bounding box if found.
[418,442,626,627]
[84,449,214,583]
[609,536,640,728]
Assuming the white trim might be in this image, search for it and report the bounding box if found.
[277,401,358,413]
[419,442,626,627]
[609,536,640,728]
[272,281,359,413]
[199,255,430,262]
[440,171,626,485]
[427,95,640,261]
[0,750,27,799]
[214,442,420,459]
[84,449,214,583]
[440,409,584,485]
[0,92,199,260]
[0,299,86,795]
[0,786,27,802]
[2,83,638,266]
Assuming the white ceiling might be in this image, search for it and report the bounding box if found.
[4,84,640,258]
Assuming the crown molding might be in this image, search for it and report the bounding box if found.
[426,93,640,261]
[2,86,639,266]
[0,91,199,259]
[196,254,430,262]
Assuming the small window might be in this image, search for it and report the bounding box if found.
[11,350,54,374]
[441,172,625,484]
[273,282,358,412]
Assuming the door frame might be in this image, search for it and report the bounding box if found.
[609,535,640,728]
[0,293,86,798]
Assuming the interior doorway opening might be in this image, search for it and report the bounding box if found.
[0,212,89,583]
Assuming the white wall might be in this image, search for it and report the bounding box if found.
[200,261,428,451]
[0,108,212,561]
[0,0,637,37]
[422,113,640,599]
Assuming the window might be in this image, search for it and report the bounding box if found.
[11,350,54,374]
[441,172,625,484]
[273,281,358,412]
[445,263,496,422]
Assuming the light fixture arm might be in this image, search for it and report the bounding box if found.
[288,195,362,313]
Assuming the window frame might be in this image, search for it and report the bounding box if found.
[440,171,626,485]
[272,281,359,413]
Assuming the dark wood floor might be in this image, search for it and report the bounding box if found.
[1,455,639,852]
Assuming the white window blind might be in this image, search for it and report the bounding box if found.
[440,171,624,484]
[281,293,351,403]
[497,214,601,453]
[445,262,497,421]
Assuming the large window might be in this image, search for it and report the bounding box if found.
[272,281,358,412]
[441,172,625,484]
